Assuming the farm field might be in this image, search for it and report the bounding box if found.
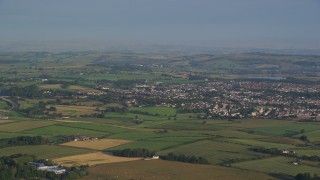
[66,85,103,93]
[226,138,301,149]
[53,105,97,116]
[295,129,320,143]
[39,84,62,89]
[232,156,320,176]
[59,122,129,133]
[61,139,132,150]
[24,124,109,137]
[0,120,60,132]
[159,140,266,164]
[108,140,187,151]
[53,152,141,167]
[82,159,275,180]
[0,145,94,159]
[248,123,320,136]
[129,106,177,116]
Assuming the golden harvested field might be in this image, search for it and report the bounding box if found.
[82,160,275,180]
[0,120,14,124]
[61,139,131,150]
[53,152,140,167]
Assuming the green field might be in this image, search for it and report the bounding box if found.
[151,121,226,131]
[0,100,10,110]
[0,145,94,159]
[226,138,300,149]
[295,130,320,143]
[24,125,109,137]
[129,106,177,116]
[58,122,129,134]
[160,140,266,164]
[232,157,320,176]
[0,120,60,132]
[108,140,186,151]
[248,124,320,136]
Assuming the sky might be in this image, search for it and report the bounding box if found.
[0,0,320,50]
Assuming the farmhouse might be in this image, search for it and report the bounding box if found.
[282,150,295,155]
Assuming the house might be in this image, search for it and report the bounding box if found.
[282,150,295,155]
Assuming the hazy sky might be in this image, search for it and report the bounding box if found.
[1,0,320,49]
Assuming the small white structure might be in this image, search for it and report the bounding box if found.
[152,156,159,159]
[38,166,66,174]
[29,162,66,175]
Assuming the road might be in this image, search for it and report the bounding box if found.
[0,96,18,112]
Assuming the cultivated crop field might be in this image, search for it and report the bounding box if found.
[0,120,60,132]
[53,152,141,167]
[82,160,275,180]
[232,157,320,176]
[61,139,132,150]
[0,145,94,159]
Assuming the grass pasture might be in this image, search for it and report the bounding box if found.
[0,120,59,132]
[0,132,34,139]
[67,85,103,93]
[248,123,320,137]
[39,84,62,89]
[205,130,266,139]
[226,139,299,149]
[59,122,129,133]
[53,105,97,116]
[108,140,187,151]
[151,121,225,131]
[61,139,131,150]
[295,130,320,143]
[0,100,10,110]
[232,156,320,176]
[82,159,274,180]
[53,152,141,167]
[159,140,265,164]
[0,145,94,159]
[129,106,177,116]
[24,125,109,137]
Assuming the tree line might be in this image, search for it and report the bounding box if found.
[111,148,155,158]
[160,153,209,164]
[0,136,48,149]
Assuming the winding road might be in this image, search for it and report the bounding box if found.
[0,96,18,112]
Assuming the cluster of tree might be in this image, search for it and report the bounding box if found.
[111,148,155,158]
[19,101,48,118]
[0,85,40,98]
[249,147,320,162]
[249,147,285,156]
[0,154,89,180]
[129,110,161,116]
[295,173,320,180]
[160,153,209,164]
[0,136,48,148]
